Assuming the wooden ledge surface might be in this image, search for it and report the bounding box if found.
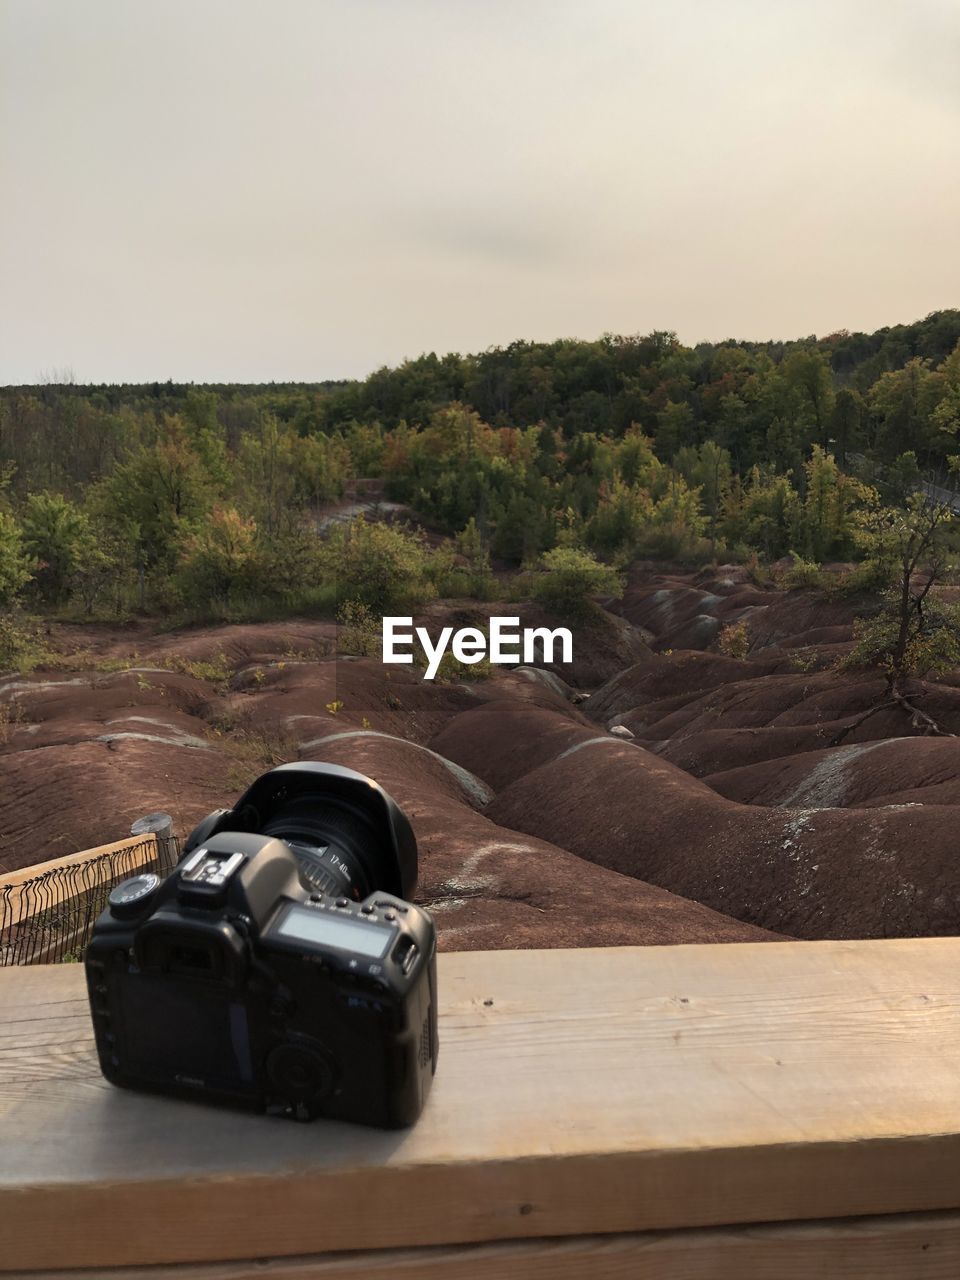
[11,1211,960,1280]
[2,939,960,1271]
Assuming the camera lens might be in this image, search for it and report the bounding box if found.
[262,799,377,901]
[234,763,418,901]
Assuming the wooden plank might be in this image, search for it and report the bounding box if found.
[3,939,960,1270]
[0,835,160,931]
[0,834,161,889]
[11,1211,960,1280]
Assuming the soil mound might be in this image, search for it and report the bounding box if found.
[283,726,775,949]
[586,651,782,725]
[208,656,480,746]
[744,592,860,651]
[0,739,233,872]
[487,727,960,940]
[705,737,960,809]
[429,700,597,792]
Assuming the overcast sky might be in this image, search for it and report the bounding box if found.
[1,0,958,385]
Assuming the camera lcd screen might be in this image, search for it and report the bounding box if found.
[277,905,394,958]
[119,980,253,1088]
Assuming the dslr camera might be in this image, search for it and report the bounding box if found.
[85,763,438,1128]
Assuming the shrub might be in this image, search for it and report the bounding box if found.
[0,612,45,673]
[780,553,823,589]
[255,526,327,599]
[840,598,960,681]
[717,620,750,659]
[176,507,260,607]
[337,599,382,656]
[831,558,896,597]
[530,547,623,620]
[324,517,436,609]
[633,522,713,564]
[429,649,493,683]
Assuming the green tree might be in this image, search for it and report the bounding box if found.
[21,492,99,603]
[829,388,864,463]
[456,515,492,589]
[676,442,731,553]
[783,349,835,444]
[183,391,230,487]
[842,491,959,702]
[99,418,214,578]
[930,342,960,450]
[0,510,33,604]
[886,451,921,504]
[869,359,941,461]
[654,400,693,460]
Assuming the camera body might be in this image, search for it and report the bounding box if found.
[85,764,438,1129]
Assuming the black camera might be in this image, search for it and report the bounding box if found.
[85,763,438,1128]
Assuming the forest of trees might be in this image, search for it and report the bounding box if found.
[1,310,959,625]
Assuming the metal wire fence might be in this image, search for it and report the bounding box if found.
[0,834,180,966]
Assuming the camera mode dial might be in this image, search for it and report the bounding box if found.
[108,873,161,918]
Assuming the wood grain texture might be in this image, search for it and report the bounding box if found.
[11,1212,960,1280]
[3,939,960,1270]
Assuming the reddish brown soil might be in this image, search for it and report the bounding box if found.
[4,568,960,949]
[484,722,960,939]
[705,737,960,809]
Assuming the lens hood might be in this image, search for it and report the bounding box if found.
[183,762,418,900]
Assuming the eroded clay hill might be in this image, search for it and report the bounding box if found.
[3,568,960,948]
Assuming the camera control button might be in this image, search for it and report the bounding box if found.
[335,898,349,908]
[384,911,396,921]
[266,1042,336,1105]
[361,905,374,914]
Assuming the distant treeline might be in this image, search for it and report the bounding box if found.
[0,311,958,624]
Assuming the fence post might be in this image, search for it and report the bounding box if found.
[130,812,177,874]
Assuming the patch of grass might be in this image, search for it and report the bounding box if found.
[282,642,335,662]
[205,711,299,792]
[0,698,31,743]
[0,613,50,674]
[427,651,494,683]
[788,649,819,672]
[160,584,339,630]
[158,650,234,684]
[434,568,501,601]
